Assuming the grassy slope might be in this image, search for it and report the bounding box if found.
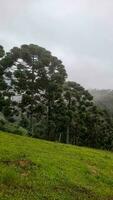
[0,132,113,200]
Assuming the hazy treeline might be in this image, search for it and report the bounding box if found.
[90,89,113,117]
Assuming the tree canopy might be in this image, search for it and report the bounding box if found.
[0,44,113,150]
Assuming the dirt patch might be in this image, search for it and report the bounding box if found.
[106,197,113,200]
[53,183,99,199]
[88,165,99,176]
[21,172,30,177]
[0,159,36,169]
[0,159,37,177]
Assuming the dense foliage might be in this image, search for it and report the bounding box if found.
[0,44,113,150]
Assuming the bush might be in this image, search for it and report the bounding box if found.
[4,123,28,136]
[0,113,28,136]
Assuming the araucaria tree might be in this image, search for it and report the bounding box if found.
[0,44,113,150]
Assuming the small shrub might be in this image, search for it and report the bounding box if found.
[0,120,28,136]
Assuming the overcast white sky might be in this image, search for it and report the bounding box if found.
[0,0,113,89]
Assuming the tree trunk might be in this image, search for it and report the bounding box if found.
[30,55,35,136]
[58,133,62,142]
[66,126,70,144]
[47,99,51,139]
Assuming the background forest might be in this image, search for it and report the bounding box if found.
[0,44,113,150]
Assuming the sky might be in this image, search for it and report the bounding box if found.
[0,0,113,89]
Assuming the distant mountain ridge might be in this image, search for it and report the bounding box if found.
[89,89,113,116]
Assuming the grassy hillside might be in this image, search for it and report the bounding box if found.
[0,132,113,200]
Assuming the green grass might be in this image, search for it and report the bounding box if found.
[0,132,113,199]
